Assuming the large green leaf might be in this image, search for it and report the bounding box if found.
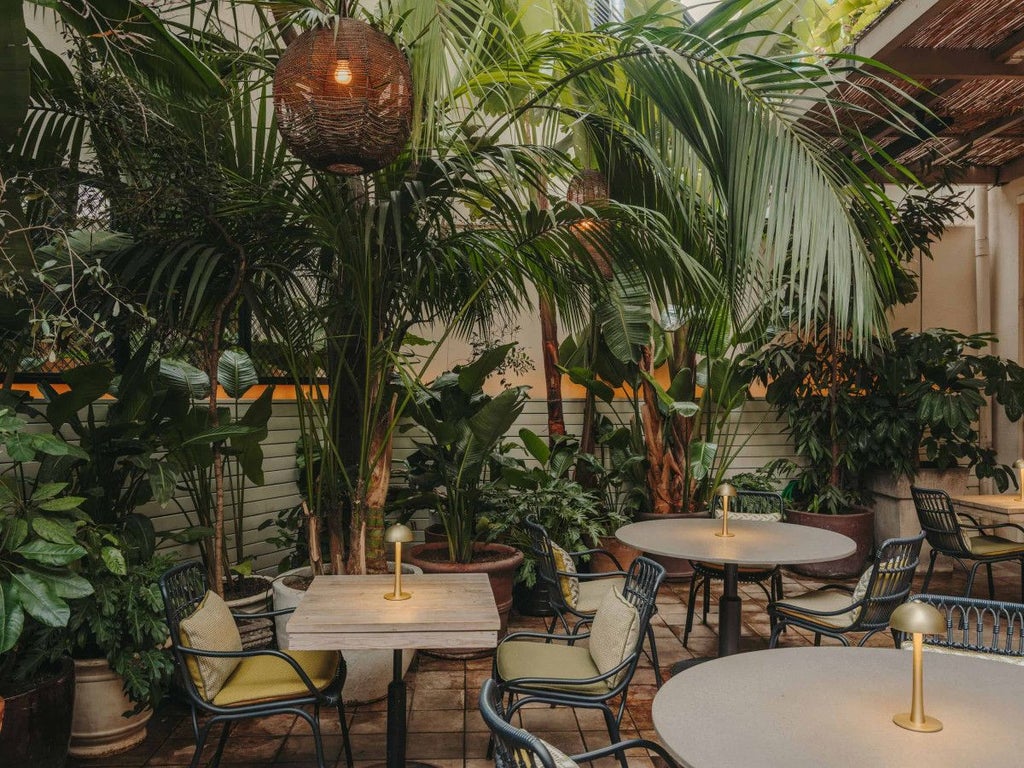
[457,343,515,394]
[218,349,258,400]
[159,359,211,400]
[44,362,114,428]
[11,572,68,627]
[15,540,87,566]
[0,0,29,146]
[0,581,25,653]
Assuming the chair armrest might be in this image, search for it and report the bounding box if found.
[957,512,985,529]
[177,647,323,696]
[230,606,295,620]
[568,547,624,571]
[561,570,628,582]
[572,739,679,768]
[973,521,1024,538]
[771,589,857,618]
[500,630,592,645]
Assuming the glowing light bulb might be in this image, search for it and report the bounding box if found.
[333,60,353,85]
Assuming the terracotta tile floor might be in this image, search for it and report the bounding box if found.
[69,560,1019,767]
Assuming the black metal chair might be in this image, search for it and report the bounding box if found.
[492,556,666,768]
[896,593,1024,659]
[768,533,925,648]
[479,678,679,768]
[524,516,662,686]
[159,561,353,768]
[911,486,1024,600]
[683,490,785,647]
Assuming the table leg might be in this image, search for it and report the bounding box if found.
[375,650,436,768]
[718,563,742,657]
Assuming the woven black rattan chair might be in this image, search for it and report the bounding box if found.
[159,561,353,768]
[524,516,662,686]
[768,533,925,648]
[492,556,666,768]
[479,678,679,767]
[911,486,1024,600]
[895,593,1024,659]
[683,490,785,647]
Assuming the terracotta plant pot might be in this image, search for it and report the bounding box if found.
[272,563,422,704]
[636,511,706,581]
[786,507,875,578]
[589,535,640,574]
[69,658,151,758]
[406,542,524,656]
[0,657,75,768]
[423,523,448,545]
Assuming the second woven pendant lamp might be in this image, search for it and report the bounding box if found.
[567,169,613,279]
[273,15,413,175]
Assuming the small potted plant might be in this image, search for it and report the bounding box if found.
[397,346,525,639]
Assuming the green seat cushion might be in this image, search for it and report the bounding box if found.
[773,590,858,629]
[969,535,1024,557]
[497,640,610,693]
[576,577,626,614]
[211,650,340,706]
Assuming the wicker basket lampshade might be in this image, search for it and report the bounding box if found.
[273,19,413,175]
[567,169,613,279]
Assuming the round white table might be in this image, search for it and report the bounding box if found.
[616,519,855,658]
[652,646,1024,767]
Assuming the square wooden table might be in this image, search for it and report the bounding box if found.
[288,573,499,768]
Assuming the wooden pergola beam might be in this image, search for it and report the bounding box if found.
[992,26,1024,63]
[881,48,1024,80]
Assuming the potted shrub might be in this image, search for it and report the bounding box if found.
[397,346,525,639]
[0,406,91,768]
[483,430,630,615]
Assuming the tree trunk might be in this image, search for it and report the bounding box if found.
[539,294,566,443]
[640,345,682,514]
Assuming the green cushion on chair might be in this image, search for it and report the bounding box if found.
[773,590,859,630]
[211,650,341,706]
[497,640,610,693]
[969,535,1024,557]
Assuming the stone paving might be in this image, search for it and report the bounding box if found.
[68,560,1019,767]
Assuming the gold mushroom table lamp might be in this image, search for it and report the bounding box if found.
[714,483,738,538]
[890,601,947,732]
[1015,458,1024,502]
[384,523,414,601]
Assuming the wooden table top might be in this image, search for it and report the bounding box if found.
[952,493,1024,513]
[653,646,1024,768]
[286,573,500,651]
[615,519,855,566]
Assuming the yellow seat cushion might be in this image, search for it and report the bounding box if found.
[969,535,1024,557]
[178,591,243,701]
[211,650,341,707]
[497,640,610,693]
[576,577,626,614]
[551,543,580,608]
[773,590,859,629]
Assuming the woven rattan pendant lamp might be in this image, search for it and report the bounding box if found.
[567,169,613,279]
[273,5,413,175]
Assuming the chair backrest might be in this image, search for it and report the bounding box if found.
[621,555,666,632]
[855,532,925,629]
[524,516,571,612]
[904,594,1024,659]
[910,486,971,556]
[711,490,784,521]
[479,678,570,768]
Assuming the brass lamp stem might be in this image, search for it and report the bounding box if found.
[715,495,734,538]
[385,541,411,601]
[893,633,942,732]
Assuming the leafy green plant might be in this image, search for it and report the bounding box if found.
[0,407,92,684]
[398,345,528,564]
[483,429,629,587]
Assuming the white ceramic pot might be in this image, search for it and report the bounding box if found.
[272,563,421,704]
[69,658,152,758]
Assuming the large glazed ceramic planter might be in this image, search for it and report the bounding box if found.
[69,658,151,758]
[0,657,75,768]
[786,508,875,578]
[272,563,422,704]
[406,541,523,655]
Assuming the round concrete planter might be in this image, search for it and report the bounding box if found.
[224,574,273,613]
[69,658,151,758]
[786,507,875,578]
[0,657,75,768]
[272,563,422,704]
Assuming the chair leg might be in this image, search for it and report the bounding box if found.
[702,575,711,625]
[814,633,821,647]
[296,709,326,768]
[987,563,996,599]
[891,629,900,648]
[337,699,354,768]
[966,562,982,598]
[601,705,627,768]
[922,551,938,592]
[768,619,785,649]
[683,574,700,647]
[645,623,663,688]
[209,721,232,768]
[189,721,215,768]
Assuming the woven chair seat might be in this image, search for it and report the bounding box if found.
[969,535,1024,557]
[496,641,610,694]
[212,650,341,706]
